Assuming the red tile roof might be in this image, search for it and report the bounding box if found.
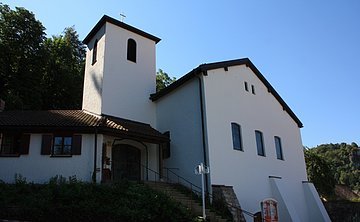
[0,110,168,143]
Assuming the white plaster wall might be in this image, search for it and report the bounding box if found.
[82,25,106,114]
[201,65,310,221]
[101,23,157,125]
[0,134,96,183]
[156,78,203,188]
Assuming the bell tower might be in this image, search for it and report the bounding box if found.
[82,15,160,125]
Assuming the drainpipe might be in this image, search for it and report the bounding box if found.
[92,127,98,183]
[198,76,209,193]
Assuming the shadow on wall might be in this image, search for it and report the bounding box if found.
[91,71,102,97]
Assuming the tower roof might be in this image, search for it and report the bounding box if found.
[83,15,161,44]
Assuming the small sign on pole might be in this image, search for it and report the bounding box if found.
[261,198,278,222]
[195,163,210,220]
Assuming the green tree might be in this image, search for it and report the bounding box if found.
[304,149,336,197]
[156,69,176,92]
[0,4,46,109]
[42,27,85,109]
[309,143,360,192]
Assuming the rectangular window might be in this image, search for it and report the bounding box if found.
[0,134,19,155]
[251,85,256,94]
[52,136,72,156]
[0,133,30,156]
[275,136,284,160]
[231,123,243,151]
[244,82,249,92]
[255,130,265,156]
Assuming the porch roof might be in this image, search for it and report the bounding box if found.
[0,110,169,144]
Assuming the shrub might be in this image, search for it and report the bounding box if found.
[0,178,193,221]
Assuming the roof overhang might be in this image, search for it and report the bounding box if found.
[0,110,169,144]
[83,15,161,45]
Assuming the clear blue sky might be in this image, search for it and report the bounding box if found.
[3,0,360,147]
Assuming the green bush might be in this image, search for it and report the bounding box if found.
[0,177,193,221]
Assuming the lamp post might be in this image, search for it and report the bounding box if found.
[195,162,210,220]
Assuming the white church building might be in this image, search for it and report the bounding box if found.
[0,15,330,221]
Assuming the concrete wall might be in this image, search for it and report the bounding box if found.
[101,22,157,125]
[82,25,106,114]
[0,134,97,183]
[201,65,310,221]
[155,78,204,187]
[82,22,157,126]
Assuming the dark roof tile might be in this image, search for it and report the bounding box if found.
[0,110,168,143]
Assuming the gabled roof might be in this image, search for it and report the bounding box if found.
[83,15,161,44]
[0,110,169,143]
[150,58,303,128]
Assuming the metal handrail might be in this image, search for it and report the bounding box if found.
[164,167,256,218]
[139,164,256,219]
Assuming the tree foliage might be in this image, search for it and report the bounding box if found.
[42,27,85,109]
[0,4,46,109]
[0,4,85,110]
[304,149,336,197]
[156,69,176,92]
[306,143,360,195]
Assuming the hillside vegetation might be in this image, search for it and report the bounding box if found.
[305,142,360,199]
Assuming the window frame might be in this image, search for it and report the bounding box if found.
[231,123,243,151]
[0,133,20,156]
[127,38,137,63]
[92,39,98,65]
[51,135,73,157]
[255,130,265,156]
[41,134,81,157]
[0,133,30,157]
[274,136,284,160]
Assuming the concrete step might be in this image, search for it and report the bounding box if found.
[146,182,228,222]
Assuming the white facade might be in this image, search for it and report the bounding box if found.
[202,65,309,220]
[0,134,98,183]
[153,63,329,221]
[83,20,157,125]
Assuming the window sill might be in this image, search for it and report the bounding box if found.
[0,154,21,157]
[50,155,72,158]
[233,148,244,152]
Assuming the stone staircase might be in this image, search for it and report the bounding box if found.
[146,182,229,222]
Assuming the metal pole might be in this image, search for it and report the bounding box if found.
[201,163,206,220]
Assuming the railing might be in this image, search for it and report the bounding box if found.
[139,164,257,220]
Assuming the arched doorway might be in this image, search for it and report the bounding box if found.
[112,144,141,181]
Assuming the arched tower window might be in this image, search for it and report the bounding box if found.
[127,38,137,63]
[92,39,98,65]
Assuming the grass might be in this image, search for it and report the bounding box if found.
[0,175,194,222]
